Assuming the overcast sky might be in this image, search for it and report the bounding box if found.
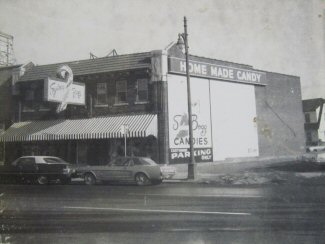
[0,0,324,99]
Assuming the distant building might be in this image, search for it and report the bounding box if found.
[0,45,305,165]
[302,98,325,146]
[0,31,16,67]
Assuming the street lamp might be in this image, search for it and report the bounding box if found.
[177,16,196,180]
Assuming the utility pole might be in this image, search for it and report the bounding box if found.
[177,17,196,179]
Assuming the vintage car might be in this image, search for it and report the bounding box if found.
[0,156,75,184]
[75,157,163,186]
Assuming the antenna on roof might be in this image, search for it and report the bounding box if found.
[90,52,98,59]
[106,49,118,57]
[90,49,118,59]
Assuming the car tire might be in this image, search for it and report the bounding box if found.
[135,173,151,186]
[84,173,96,185]
[37,176,48,185]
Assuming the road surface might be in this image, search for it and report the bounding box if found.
[0,182,324,243]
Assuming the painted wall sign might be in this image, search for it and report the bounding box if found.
[44,65,85,112]
[169,57,267,85]
[167,75,213,163]
[167,73,259,164]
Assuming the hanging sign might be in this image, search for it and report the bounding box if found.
[44,65,85,113]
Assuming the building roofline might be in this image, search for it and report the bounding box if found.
[17,52,152,82]
[30,51,151,68]
[187,53,253,69]
[0,64,22,70]
[254,69,300,79]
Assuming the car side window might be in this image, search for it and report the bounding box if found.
[133,158,143,166]
[44,157,65,164]
[112,158,128,166]
[15,158,27,167]
[17,158,37,171]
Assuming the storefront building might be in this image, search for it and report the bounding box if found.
[1,52,162,165]
[0,45,306,165]
[164,45,305,163]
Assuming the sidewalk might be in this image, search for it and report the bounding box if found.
[166,156,325,185]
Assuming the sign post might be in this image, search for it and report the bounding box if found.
[121,124,129,157]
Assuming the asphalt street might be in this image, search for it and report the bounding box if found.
[0,182,325,244]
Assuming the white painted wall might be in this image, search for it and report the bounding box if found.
[167,75,213,163]
[210,80,259,160]
[167,74,259,163]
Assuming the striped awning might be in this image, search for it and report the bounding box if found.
[0,114,157,142]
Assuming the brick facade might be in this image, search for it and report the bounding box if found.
[255,72,305,157]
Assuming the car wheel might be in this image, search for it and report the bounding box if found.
[37,176,48,185]
[135,173,151,186]
[84,173,96,185]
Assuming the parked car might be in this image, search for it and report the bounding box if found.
[301,149,325,165]
[75,157,163,186]
[0,156,75,184]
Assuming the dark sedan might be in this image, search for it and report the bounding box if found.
[0,156,74,184]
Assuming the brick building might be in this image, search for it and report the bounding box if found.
[0,63,34,163]
[0,45,306,165]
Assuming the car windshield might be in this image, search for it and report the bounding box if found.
[44,157,67,164]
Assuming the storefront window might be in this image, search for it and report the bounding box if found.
[136,78,148,102]
[115,80,127,104]
[96,82,108,105]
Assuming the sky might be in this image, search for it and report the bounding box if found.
[0,0,324,99]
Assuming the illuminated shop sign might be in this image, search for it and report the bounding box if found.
[168,57,266,85]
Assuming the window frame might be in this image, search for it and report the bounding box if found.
[95,82,108,106]
[115,80,128,105]
[135,78,149,103]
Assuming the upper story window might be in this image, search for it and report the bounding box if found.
[96,82,108,105]
[115,80,127,104]
[136,79,148,103]
[22,89,35,112]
